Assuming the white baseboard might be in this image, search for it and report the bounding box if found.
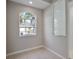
[7,45,66,59]
[7,45,43,56]
[44,46,66,59]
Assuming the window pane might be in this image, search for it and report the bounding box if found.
[19,12,36,36]
[25,27,31,33]
[20,28,25,32]
[20,32,26,36]
[25,27,36,33]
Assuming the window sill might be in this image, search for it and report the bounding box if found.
[19,33,36,37]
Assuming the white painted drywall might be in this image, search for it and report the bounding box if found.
[54,0,66,36]
[43,0,68,58]
[67,1,73,59]
[6,1,44,53]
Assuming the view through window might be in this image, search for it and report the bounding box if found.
[19,12,36,36]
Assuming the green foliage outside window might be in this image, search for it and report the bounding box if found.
[20,12,33,24]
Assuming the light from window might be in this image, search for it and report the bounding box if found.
[19,12,36,36]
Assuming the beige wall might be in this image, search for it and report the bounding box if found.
[43,1,68,58]
[7,1,44,53]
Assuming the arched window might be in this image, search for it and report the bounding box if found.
[19,12,36,36]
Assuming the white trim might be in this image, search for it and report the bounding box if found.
[7,45,66,59]
[7,45,43,56]
[44,46,66,59]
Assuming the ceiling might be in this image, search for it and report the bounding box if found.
[9,0,53,9]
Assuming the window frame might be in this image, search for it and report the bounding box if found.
[19,11,37,37]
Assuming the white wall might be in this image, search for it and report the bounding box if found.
[7,1,44,53]
[44,1,68,58]
[67,1,73,59]
[7,1,73,59]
